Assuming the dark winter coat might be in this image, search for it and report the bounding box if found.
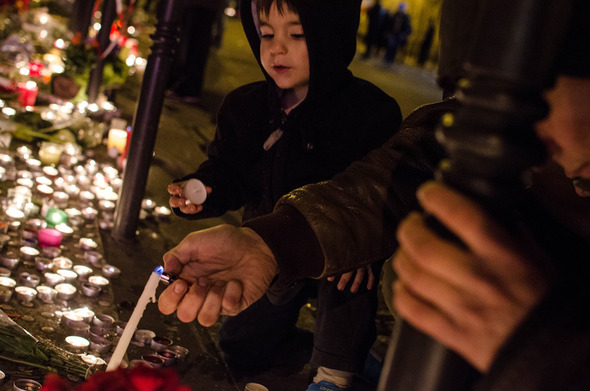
[174,0,402,222]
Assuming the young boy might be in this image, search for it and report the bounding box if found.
[167,0,402,389]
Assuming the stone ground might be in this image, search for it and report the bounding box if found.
[100,14,442,391]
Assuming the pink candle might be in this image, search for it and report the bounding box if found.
[38,228,62,248]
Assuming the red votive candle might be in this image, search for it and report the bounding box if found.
[17,81,38,107]
[38,228,62,248]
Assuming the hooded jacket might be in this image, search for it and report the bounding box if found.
[175,0,402,223]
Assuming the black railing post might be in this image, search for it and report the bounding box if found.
[86,0,117,104]
[112,0,184,240]
[69,0,96,40]
[379,0,573,390]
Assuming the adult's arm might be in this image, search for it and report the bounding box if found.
[244,100,452,283]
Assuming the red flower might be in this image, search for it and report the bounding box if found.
[42,365,192,391]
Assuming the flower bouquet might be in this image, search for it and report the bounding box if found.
[41,364,193,391]
[0,309,99,380]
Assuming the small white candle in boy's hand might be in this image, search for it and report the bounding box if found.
[183,178,207,205]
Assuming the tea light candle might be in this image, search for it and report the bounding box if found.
[89,334,111,354]
[18,272,40,288]
[93,313,115,329]
[80,191,95,203]
[98,200,116,212]
[55,282,76,300]
[73,265,93,280]
[38,141,64,166]
[13,379,42,391]
[150,336,173,352]
[19,246,39,262]
[0,267,10,277]
[65,335,89,353]
[72,307,95,323]
[16,146,33,159]
[81,282,101,297]
[35,256,53,272]
[102,265,120,278]
[53,256,73,269]
[0,284,14,303]
[41,246,61,259]
[65,208,82,219]
[36,285,57,303]
[80,354,106,366]
[38,228,62,247]
[1,252,20,269]
[82,207,98,220]
[15,285,37,303]
[36,184,54,197]
[88,275,109,289]
[157,349,178,367]
[57,269,77,283]
[154,206,172,220]
[141,199,156,212]
[42,165,59,178]
[44,272,65,286]
[141,354,164,369]
[79,238,98,251]
[35,176,53,186]
[52,191,69,208]
[84,250,103,266]
[55,223,74,238]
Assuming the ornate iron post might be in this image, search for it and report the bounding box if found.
[113,0,184,240]
[378,0,573,389]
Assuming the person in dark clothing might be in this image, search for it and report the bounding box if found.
[417,20,435,67]
[166,0,225,103]
[164,0,402,389]
[362,0,388,59]
[382,2,412,65]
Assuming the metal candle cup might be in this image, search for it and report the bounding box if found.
[65,335,89,353]
[150,336,173,352]
[134,329,156,345]
[13,379,42,391]
[72,307,95,323]
[81,282,101,297]
[88,275,109,289]
[89,335,111,354]
[55,283,76,300]
[18,272,40,288]
[73,265,93,280]
[0,277,16,303]
[15,286,37,303]
[102,265,120,278]
[93,314,115,329]
[141,354,164,369]
[41,246,61,259]
[1,252,20,269]
[79,238,98,251]
[84,250,103,266]
[44,272,65,286]
[156,349,178,367]
[19,246,39,262]
[36,285,57,303]
[57,269,78,283]
[53,256,73,269]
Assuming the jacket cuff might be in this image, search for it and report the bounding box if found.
[243,204,324,284]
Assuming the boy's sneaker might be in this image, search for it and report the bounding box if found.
[306,380,344,391]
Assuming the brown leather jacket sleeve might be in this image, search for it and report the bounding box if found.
[244,100,454,284]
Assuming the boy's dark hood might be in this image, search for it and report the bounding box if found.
[240,0,362,107]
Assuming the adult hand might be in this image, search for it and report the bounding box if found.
[327,265,375,292]
[158,224,279,327]
[392,181,551,372]
[167,181,212,214]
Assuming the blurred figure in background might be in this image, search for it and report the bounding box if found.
[382,1,412,66]
[361,0,388,59]
[166,0,225,104]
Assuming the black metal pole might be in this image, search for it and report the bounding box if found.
[69,0,96,40]
[112,0,184,240]
[379,0,573,390]
[86,0,117,104]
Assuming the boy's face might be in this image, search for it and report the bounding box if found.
[259,2,310,101]
[535,76,590,196]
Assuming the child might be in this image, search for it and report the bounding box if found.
[167,0,402,389]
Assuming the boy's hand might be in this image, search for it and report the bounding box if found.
[157,225,279,327]
[327,266,375,293]
[392,181,550,372]
[167,181,211,214]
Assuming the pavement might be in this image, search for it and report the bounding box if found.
[101,15,442,391]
